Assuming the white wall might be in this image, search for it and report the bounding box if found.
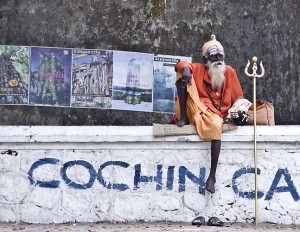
[0,126,299,224]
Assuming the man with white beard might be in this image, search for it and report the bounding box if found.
[174,35,244,195]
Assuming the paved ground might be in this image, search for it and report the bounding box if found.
[0,222,300,232]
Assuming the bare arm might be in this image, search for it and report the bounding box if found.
[181,67,192,87]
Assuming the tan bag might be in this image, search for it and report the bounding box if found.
[246,99,275,125]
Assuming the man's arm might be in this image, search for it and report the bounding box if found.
[175,61,193,87]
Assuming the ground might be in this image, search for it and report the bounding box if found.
[0,222,300,232]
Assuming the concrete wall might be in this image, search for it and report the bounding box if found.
[0,0,299,125]
[0,126,300,224]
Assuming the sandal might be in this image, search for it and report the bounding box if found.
[207,217,224,227]
[192,216,205,226]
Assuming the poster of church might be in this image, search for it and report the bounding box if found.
[29,47,72,106]
[0,45,29,105]
[112,51,153,112]
[153,55,192,113]
[71,49,113,108]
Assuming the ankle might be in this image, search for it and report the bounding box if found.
[176,116,189,127]
[207,175,216,183]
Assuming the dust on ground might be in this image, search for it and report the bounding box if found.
[0,222,300,232]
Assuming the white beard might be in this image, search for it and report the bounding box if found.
[207,61,226,90]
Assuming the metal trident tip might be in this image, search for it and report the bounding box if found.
[245,57,265,78]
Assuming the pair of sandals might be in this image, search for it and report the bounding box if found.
[192,216,224,227]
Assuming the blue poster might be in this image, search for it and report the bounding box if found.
[29,47,72,106]
[153,55,192,113]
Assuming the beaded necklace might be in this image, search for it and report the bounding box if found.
[204,81,225,112]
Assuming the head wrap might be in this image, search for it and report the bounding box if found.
[202,35,225,58]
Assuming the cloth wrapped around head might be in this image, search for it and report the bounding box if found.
[202,34,225,59]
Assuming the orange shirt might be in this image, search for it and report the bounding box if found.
[175,61,243,118]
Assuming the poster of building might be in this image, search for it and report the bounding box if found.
[71,49,113,108]
[153,55,192,113]
[29,47,72,106]
[0,45,29,105]
[112,51,153,112]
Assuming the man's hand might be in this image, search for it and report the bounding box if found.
[182,67,191,87]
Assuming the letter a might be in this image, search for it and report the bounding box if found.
[265,168,300,201]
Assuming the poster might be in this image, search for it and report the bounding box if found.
[0,45,29,105]
[71,49,113,108]
[153,55,192,113]
[29,47,72,106]
[112,51,153,112]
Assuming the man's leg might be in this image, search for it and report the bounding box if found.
[205,139,221,194]
[175,78,189,127]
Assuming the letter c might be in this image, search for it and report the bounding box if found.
[28,158,60,188]
[232,167,264,200]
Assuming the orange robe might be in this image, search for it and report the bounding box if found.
[175,61,243,140]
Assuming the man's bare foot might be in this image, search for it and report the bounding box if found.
[205,177,216,194]
[176,117,189,127]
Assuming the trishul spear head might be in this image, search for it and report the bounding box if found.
[245,56,265,78]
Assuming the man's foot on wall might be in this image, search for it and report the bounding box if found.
[176,117,189,127]
[205,177,216,194]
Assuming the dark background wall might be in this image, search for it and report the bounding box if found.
[0,0,299,125]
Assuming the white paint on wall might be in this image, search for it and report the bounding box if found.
[0,126,299,224]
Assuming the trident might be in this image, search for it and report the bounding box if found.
[245,57,265,226]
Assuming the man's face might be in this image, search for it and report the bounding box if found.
[208,54,224,63]
[203,45,225,65]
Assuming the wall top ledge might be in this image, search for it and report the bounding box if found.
[0,125,299,143]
